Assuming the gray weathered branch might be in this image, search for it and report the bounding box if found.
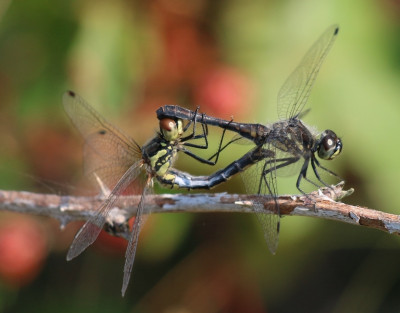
[0,183,399,236]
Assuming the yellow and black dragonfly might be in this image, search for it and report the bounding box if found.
[156,25,343,255]
[63,91,229,296]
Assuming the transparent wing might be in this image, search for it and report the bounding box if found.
[277,25,339,120]
[241,144,280,254]
[63,91,147,260]
[272,150,302,177]
[63,91,142,191]
[231,134,256,145]
[67,160,145,260]
[121,180,151,296]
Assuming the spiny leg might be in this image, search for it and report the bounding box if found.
[296,158,311,195]
[180,107,215,148]
[299,156,341,191]
[181,117,234,166]
[206,134,243,161]
[313,156,343,180]
[262,156,301,176]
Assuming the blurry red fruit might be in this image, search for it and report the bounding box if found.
[194,66,254,118]
[0,217,47,287]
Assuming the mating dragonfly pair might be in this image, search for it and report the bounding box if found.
[64,25,342,296]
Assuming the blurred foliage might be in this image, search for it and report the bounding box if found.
[1,0,400,312]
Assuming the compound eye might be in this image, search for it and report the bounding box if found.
[160,118,176,132]
[317,130,342,160]
[160,118,178,141]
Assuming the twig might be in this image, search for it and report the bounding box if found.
[0,183,399,237]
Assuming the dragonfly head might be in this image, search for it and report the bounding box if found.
[159,118,184,141]
[316,130,342,160]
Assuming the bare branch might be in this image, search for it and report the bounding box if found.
[0,183,398,237]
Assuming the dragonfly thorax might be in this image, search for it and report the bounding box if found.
[315,129,342,160]
[266,119,314,155]
[142,135,178,178]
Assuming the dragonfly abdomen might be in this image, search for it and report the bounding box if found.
[157,105,268,143]
[158,147,267,189]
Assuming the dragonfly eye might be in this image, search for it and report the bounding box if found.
[317,130,342,160]
[160,118,182,141]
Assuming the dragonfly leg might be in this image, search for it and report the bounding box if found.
[181,117,234,166]
[206,135,243,161]
[262,157,300,175]
[313,156,343,181]
[181,122,209,148]
[260,155,326,194]
[296,158,310,194]
[180,146,218,165]
[307,157,343,201]
[179,108,211,148]
[296,157,333,204]
[181,106,200,135]
[299,155,342,191]
[181,108,211,146]
[308,157,332,188]
[204,119,233,165]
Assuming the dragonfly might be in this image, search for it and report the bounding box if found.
[156,25,343,254]
[63,91,231,296]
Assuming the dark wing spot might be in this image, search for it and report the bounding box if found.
[67,90,76,97]
[334,27,339,35]
[98,130,107,135]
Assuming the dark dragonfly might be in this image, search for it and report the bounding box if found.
[63,91,229,296]
[156,25,342,254]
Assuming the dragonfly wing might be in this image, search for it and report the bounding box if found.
[242,145,280,254]
[66,221,103,261]
[277,25,339,120]
[63,91,142,192]
[272,149,302,177]
[121,180,151,296]
[63,90,146,259]
[67,160,144,260]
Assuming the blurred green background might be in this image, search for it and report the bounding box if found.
[1,0,400,312]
